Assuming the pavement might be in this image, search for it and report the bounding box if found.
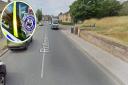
[0,38,8,57]
[61,29,128,85]
[0,22,120,85]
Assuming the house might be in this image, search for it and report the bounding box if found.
[58,12,72,23]
[0,0,9,21]
[42,15,52,21]
[0,0,9,13]
[0,0,9,37]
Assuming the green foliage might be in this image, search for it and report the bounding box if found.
[118,1,128,16]
[70,0,121,23]
[36,9,42,22]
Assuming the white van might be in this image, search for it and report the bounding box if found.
[51,18,59,30]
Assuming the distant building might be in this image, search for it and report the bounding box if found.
[58,12,72,23]
[0,0,10,19]
[42,15,52,21]
[0,0,9,37]
[0,0,8,13]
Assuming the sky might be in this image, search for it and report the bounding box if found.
[27,0,75,16]
[2,0,75,15]
[2,0,127,16]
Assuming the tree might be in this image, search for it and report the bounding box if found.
[70,0,121,23]
[118,1,128,16]
[36,9,42,23]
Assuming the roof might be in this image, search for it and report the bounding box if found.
[0,1,8,13]
[58,11,70,17]
[64,11,70,15]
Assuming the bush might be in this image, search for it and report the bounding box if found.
[0,29,2,39]
[118,1,128,16]
[60,22,74,25]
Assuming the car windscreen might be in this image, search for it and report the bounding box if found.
[53,20,59,24]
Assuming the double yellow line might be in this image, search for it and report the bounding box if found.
[13,1,18,38]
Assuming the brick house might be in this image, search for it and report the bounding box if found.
[58,12,72,23]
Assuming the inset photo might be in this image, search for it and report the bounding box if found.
[0,1,36,43]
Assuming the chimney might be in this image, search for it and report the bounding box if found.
[8,0,11,2]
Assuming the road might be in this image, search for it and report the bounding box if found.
[0,22,119,85]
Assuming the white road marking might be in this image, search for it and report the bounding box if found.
[41,52,45,78]
[40,48,49,53]
[40,30,49,79]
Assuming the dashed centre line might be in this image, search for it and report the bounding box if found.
[40,31,49,79]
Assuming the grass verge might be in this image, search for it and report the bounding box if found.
[0,39,7,50]
[80,16,128,44]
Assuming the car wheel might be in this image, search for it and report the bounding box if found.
[3,76,6,85]
[24,44,28,50]
[0,74,6,85]
[10,49,14,51]
[30,38,33,42]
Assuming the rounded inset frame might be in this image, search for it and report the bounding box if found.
[0,1,36,43]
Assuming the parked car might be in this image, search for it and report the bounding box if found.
[7,37,32,50]
[39,21,43,26]
[7,29,33,51]
[0,61,6,85]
